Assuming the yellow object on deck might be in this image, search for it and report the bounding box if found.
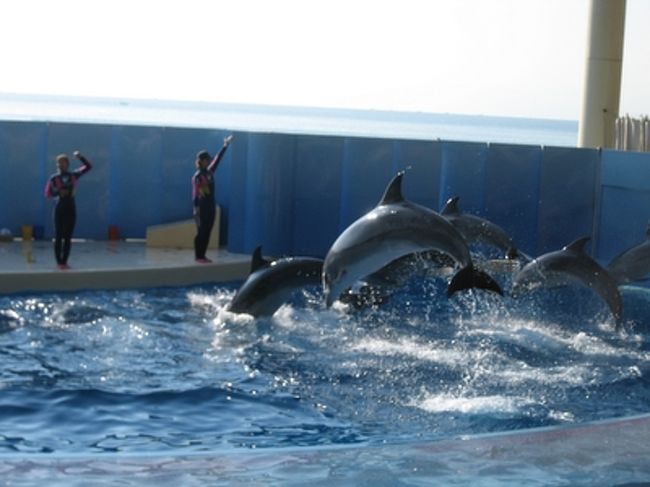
[145,206,220,249]
[21,225,33,241]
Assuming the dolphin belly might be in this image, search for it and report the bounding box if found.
[322,172,502,306]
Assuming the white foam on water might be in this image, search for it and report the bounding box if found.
[348,336,487,368]
[187,289,233,315]
[495,363,600,387]
[411,391,534,414]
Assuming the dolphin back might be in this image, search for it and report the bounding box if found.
[607,241,650,284]
[514,246,623,325]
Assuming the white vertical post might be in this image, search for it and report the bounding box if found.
[577,0,626,148]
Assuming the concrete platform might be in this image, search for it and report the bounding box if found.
[0,413,648,485]
[0,240,251,294]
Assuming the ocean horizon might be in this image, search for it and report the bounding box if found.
[0,92,578,147]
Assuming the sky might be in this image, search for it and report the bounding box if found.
[0,0,648,121]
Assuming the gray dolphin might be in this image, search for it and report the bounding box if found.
[228,246,323,317]
[322,172,502,306]
[607,224,650,284]
[512,236,622,325]
[441,196,522,260]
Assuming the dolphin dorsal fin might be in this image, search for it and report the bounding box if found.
[250,246,270,273]
[379,172,405,206]
[646,221,650,239]
[563,236,590,253]
[441,196,460,215]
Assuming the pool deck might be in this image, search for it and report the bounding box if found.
[0,239,251,294]
[0,412,648,485]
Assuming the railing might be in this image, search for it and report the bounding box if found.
[616,115,650,152]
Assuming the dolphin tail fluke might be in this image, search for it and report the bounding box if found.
[447,265,503,297]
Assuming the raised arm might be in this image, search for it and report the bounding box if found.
[208,135,234,173]
[72,150,92,177]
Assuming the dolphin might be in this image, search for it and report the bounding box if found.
[322,172,502,306]
[607,223,650,284]
[228,246,324,317]
[512,236,622,325]
[441,196,522,260]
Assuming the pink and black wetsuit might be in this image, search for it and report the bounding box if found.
[44,157,92,266]
[192,143,229,260]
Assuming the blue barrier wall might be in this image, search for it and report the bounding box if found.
[598,149,650,262]
[484,143,542,256]
[2,119,650,263]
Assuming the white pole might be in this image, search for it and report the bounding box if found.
[577,0,626,149]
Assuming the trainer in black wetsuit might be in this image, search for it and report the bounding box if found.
[44,151,92,269]
[192,135,234,263]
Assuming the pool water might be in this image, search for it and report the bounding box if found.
[1,273,649,456]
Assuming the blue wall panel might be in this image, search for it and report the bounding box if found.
[243,133,297,256]
[45,123,112,239]
[339,137,394,232]
[598,187,650,262]
[212,131,240,246]
[225,133,249,252]
[597,150,650,262]
[109,126,163,238]
[484,143,542,255]
[536,147,599,255]
[393,139,442,211]
[0,121,48,236]
[601,149,650,192]
[292,135,344,256]
[439,141,488,214]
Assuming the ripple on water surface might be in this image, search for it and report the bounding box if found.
[0,278,649,454]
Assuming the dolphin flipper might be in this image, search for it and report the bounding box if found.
[447,264,503,297]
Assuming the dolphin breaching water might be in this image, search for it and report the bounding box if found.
[321,172,502,307]
[607,224,650,285]
[228,246,324,317]
[512,236,622,326]
[441,196,523,260]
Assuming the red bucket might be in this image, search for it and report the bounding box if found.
[108,225,120,241]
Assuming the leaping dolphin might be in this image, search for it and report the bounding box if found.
[512,236,622,325]
[228,246,323,317]
[441,196,523,260]
[322,172,502,306]
[607,223,650,284]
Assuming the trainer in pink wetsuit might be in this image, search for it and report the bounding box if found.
[44,151,92,269]
[192,135,233,262]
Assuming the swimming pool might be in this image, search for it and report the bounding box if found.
[1,272,649,483]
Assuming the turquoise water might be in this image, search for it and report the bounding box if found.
[1,273,649,458]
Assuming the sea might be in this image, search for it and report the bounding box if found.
[0,93,578,147]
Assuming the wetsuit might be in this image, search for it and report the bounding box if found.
[44,157,92,266]
[192,144,229,260]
